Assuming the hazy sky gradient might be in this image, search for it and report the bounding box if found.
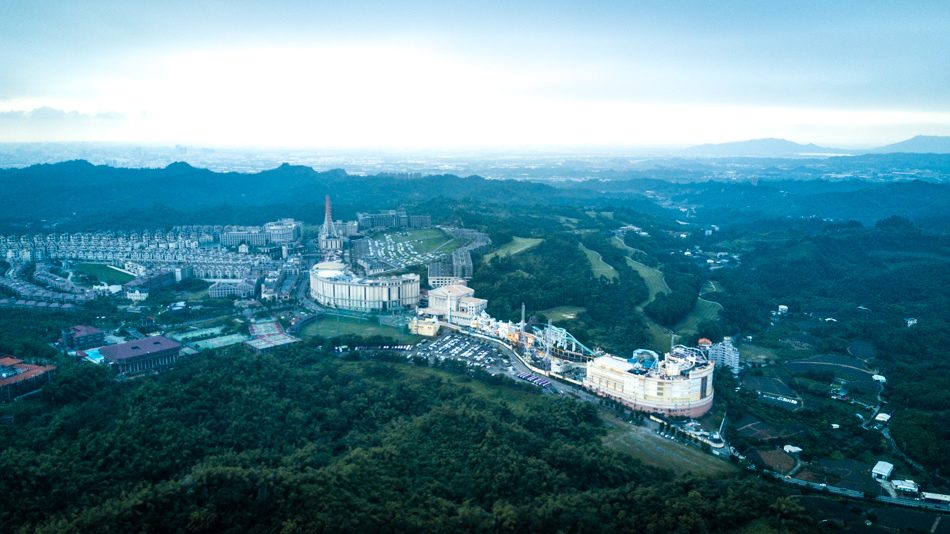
[2,1,949,148]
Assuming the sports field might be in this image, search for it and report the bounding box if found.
[482,237,542,263]
[76,263,135,284]
[579,243,618,281]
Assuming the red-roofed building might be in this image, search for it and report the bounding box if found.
[61,325,105,351]
[99,336,182,375]
[0,357,56,403]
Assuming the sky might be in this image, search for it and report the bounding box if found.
[1,1,949,149]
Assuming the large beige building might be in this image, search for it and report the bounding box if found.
[584,346,715,418]
[422,284,487,326]
[309,263,419,312]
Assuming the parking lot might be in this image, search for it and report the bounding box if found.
[353,230,454,273]
[411,333,515,375]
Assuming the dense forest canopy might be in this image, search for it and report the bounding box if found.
[4,157,950,234]
[0,347,812,533]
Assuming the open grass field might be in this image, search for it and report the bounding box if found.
[579,243,618,281]
[180,289,210,302]
[701,280,722,294]
[76,263,135,284]
[610,235,646,255]
[415,235,459,255]
[556,216,579,229]
[299,315,421,343]
[482,237,542,263]
[625,258,667,308]
[672,297,722,335]
[539,306,586,322]
[601,411,738,477]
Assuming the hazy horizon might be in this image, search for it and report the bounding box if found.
[3,1,950,148]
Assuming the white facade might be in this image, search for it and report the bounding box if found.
[424,284,487,326]
[584,346,715,417]
[310,267,419,312]
[707,337,741,375]
[264,219,303,243]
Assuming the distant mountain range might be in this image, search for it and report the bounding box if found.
[682,138,851,157]
[866,135,950,154]
[683,135,950,157]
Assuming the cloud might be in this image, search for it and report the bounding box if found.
[0,107,128,142]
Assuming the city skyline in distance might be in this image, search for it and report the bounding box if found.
[2,1,950,149]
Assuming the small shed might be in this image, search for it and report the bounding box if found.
[872,461,894,480]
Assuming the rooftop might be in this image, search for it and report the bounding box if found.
[244,334,299,351]
[99,336,181,361]
[430,284,474,297]
[0,357,56,387]
[248,319,283,337]
[70,325,103,337]
[872,461,894,476]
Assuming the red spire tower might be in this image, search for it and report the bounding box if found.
[323,194,338,237]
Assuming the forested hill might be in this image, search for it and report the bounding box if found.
[0,160,661,229]
[563,177,950,228]
[0,347,812,533]
[6,159,950,233]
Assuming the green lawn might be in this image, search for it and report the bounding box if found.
[673,298,723,335]
[556,216,579,229]
[482,237,543,263]
[180,289,210,302]
[579,244,618,281]
[539,306,586,322]
[702,280,722,294]
[76,263,135,284]
[625,258,667,308]
[420,236,464,255]
[299,315,421,343]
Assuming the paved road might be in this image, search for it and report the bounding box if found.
[771,471,950,512]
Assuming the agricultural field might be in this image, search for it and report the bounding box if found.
[298,315,421,343]
[785,354,874,381]
[751,449,796,474]
[482,237,542,263]
[578,243,618,281]
[75,263,135,284]
[743,376,798,398]
[739,344,777,364]
[734,414,785,441]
